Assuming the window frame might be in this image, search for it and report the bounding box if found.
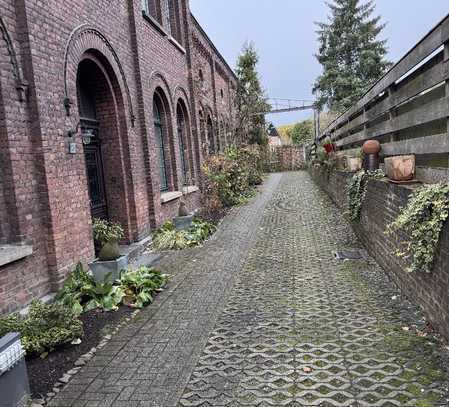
[176,104,189,185]
[153,98,169,192]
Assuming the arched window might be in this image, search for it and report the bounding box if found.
[176,103,189,184]
[207,116,215,154]
[153,97,168,191]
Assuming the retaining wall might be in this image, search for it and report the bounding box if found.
[309,165,449,340]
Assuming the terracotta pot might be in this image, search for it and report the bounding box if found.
[98,240,121,261]
[347,157,362,172]
[362,140,381,155]
[384,155,415,181]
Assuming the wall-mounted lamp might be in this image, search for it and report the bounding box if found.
[81,128,94,145]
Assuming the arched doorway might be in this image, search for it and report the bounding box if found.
[76,56,129,226]
[77,59,108,219]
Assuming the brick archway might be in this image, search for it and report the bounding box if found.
[63,25,135,126]
[75,51,137,242]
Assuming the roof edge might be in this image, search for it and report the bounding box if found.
[189,12,237,82]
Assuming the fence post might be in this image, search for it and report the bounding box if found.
[387,84,398,142]
[445,42,449,134]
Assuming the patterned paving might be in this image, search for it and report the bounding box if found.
[49,172,448,407]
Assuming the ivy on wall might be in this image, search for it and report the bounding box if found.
[386,183,449,273]
[347,170,384,222]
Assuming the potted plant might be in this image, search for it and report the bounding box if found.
[322,136,335,154]
[90,218,127,282]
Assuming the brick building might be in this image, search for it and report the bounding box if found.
[0,0,237,314]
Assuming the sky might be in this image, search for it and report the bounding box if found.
[189,0,449,126]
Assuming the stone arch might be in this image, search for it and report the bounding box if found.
[64,25,135,126]
[149,70,174,112]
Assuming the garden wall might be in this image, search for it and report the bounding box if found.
[309,166,449,340]
[265,145,305,172]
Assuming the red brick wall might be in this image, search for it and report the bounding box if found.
[310,167,449,341]
[0,0,236,314]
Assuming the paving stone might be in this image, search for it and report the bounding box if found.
[49,172,449,407]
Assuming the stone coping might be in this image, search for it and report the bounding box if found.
[0,244,33,267]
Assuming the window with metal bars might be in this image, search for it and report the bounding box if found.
[161,0,172,34]
[176,104,188,185]
[153,99,168,191]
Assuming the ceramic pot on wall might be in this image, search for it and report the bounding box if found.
[384,155,415,182]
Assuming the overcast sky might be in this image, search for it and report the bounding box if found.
[189,0,449,126]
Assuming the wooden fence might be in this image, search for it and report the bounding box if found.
[320,14,449,182]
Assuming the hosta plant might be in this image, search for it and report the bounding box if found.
[386,183,449,273]
[152,219,216,251]
[56,264,123,313]
[119,266,167,308]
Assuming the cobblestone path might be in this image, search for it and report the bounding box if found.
[49,172,448,407]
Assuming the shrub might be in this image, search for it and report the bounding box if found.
[119,266,167,308]
[0,300,83,355]
[202,146,263,209]
[386,183,449,273]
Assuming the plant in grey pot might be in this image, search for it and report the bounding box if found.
[93,218,124,260]
[90,219,127,282]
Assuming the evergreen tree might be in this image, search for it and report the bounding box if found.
[234,42,270,145]
[313,0,391,112]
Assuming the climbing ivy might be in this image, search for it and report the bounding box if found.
[347,170,384,222]
[386,183,449,273]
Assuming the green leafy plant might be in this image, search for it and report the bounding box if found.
[202,146,263,209]
[56,264,123,313]
[119,266,167,308]
[81,277,125,312]
[92,218,124,245]
[386,183,449,273]
[55,262,93,315]
[347,169,384,222]
[0,300,83,355]
[316,146,327,163]
[152,219,217,251]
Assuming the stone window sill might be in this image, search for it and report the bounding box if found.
[160,191,183,203]
[182,185,199,194]
[142,12,168,37]
[168,36,186,54]
[0,244,33,267]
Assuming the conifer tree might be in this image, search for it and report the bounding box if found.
[313,0,391,112]
[234,42,270,145]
